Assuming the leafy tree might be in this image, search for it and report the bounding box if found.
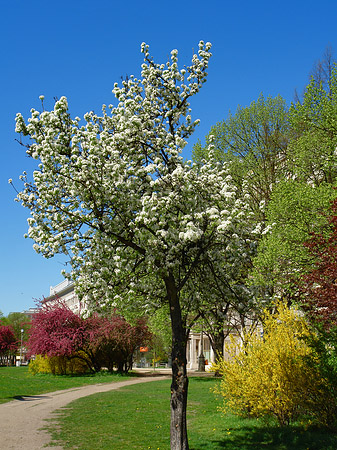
[254,68,337,296]
[147,306,172,362]
[13,41,256,449]
[302,325,337,429]
[192,94,289,218]
[287,67,337,186]
[296,206,337,431]
[0,312,30,365]
[2,312,31,343]
[0,323,18,364]
[253,180,335,296]
[212,303,325,427]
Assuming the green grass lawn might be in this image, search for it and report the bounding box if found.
[47,376,337,450]
[0,366,131,404]
[2,368,337,449]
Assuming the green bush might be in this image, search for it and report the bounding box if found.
[303,326,337,429]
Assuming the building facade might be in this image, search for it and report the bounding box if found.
[44,279,84,315]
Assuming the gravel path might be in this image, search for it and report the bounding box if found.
[0,374,170,450]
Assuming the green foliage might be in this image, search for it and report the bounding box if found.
[1,312,31,342]
[254,69,337,294]
[303,325,337,429]
[147,306,172,361]
[288,67,337,185]
[212,303,325,427]
[193,94,288,165]
[253,181,335,291]
[192,94,289,216]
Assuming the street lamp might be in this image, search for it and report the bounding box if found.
[198,324,205,372]
[19,329,24,366]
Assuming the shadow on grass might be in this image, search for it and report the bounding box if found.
[200,425,337,450]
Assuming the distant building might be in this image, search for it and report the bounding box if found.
[43,279,85,315]
[187,331,213,370]
[21,307,40,320]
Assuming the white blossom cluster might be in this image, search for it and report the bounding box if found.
[14,41,262,312]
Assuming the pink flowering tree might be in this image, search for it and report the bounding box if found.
[28,302,90,367]
[85,314,152,373]
[28,303,151,373]
[0,322,18,364]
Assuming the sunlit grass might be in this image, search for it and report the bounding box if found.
[0,366,130,404]
[2,368,337,449]
[48,377,337,450]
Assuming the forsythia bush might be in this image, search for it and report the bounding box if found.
[213,303,325,426]
[29,354,90,375]
[29,355,51,374]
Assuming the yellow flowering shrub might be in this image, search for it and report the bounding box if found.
[29,353,90,375]
[213,303,324,426]
[28,355,51,374]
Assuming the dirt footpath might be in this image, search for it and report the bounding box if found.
[0,374,170,450]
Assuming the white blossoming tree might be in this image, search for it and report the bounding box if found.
[14,41,253,449]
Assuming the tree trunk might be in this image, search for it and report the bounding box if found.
[211,332,224,362]
[210,332,224,377]
[165,276,189,450]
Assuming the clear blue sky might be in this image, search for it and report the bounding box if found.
[1,0,337,315]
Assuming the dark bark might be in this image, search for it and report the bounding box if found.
[210,332,225,362]
[209,331,224,377]
[204,312,226,361]
[165,275,189,450]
